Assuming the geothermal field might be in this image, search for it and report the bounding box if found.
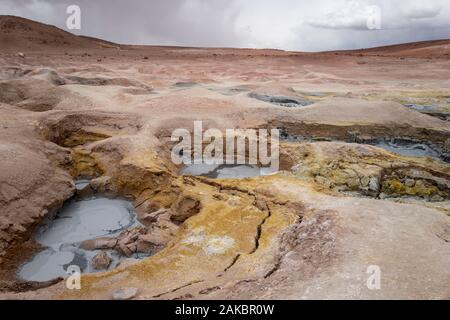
[0,15,449,300]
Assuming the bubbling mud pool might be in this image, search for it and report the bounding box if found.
[17,195,142,282]
[181,164,277,178]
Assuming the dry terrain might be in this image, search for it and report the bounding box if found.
[0,16,449,299]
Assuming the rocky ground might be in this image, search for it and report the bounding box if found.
[0,16,449,299]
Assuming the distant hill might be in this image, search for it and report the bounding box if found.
[328,39,450,58]
[1,15,449,58]
[0,15,119,51]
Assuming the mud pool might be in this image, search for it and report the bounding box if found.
[249,92,314,107]
[181,164,277,178]
[18,196,141,282]
[372,139,442,159]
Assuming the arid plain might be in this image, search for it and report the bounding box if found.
[0,16,449,299]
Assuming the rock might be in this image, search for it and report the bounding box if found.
[139,208,168,225]
[75,184,94,198]
[112,227,150,256]
[136,240,154,253]
[368,177,380,192]
[126,243,138,253]
[90,176,111,193]
[138,228,172,247]
[379,192,388,199]
[119,242,134,257]
[431,195,444,202]
[17,52,25,58]
[91,251,111,270]
[170,196,201,222]
[112,287,139,300]
[80,237,117,250]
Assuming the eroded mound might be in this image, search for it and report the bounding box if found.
[282,141,450,201]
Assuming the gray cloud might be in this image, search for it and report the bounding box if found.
[403,3,442,19]
[306,1,379,30]
[0,0,449,51]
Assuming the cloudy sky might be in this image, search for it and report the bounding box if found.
[1,0,449,51]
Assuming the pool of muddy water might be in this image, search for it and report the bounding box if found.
[181,164,277,178]
[372,139,442,159]
[18,194,142,282]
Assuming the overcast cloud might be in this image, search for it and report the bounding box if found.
[0,0,449,51]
